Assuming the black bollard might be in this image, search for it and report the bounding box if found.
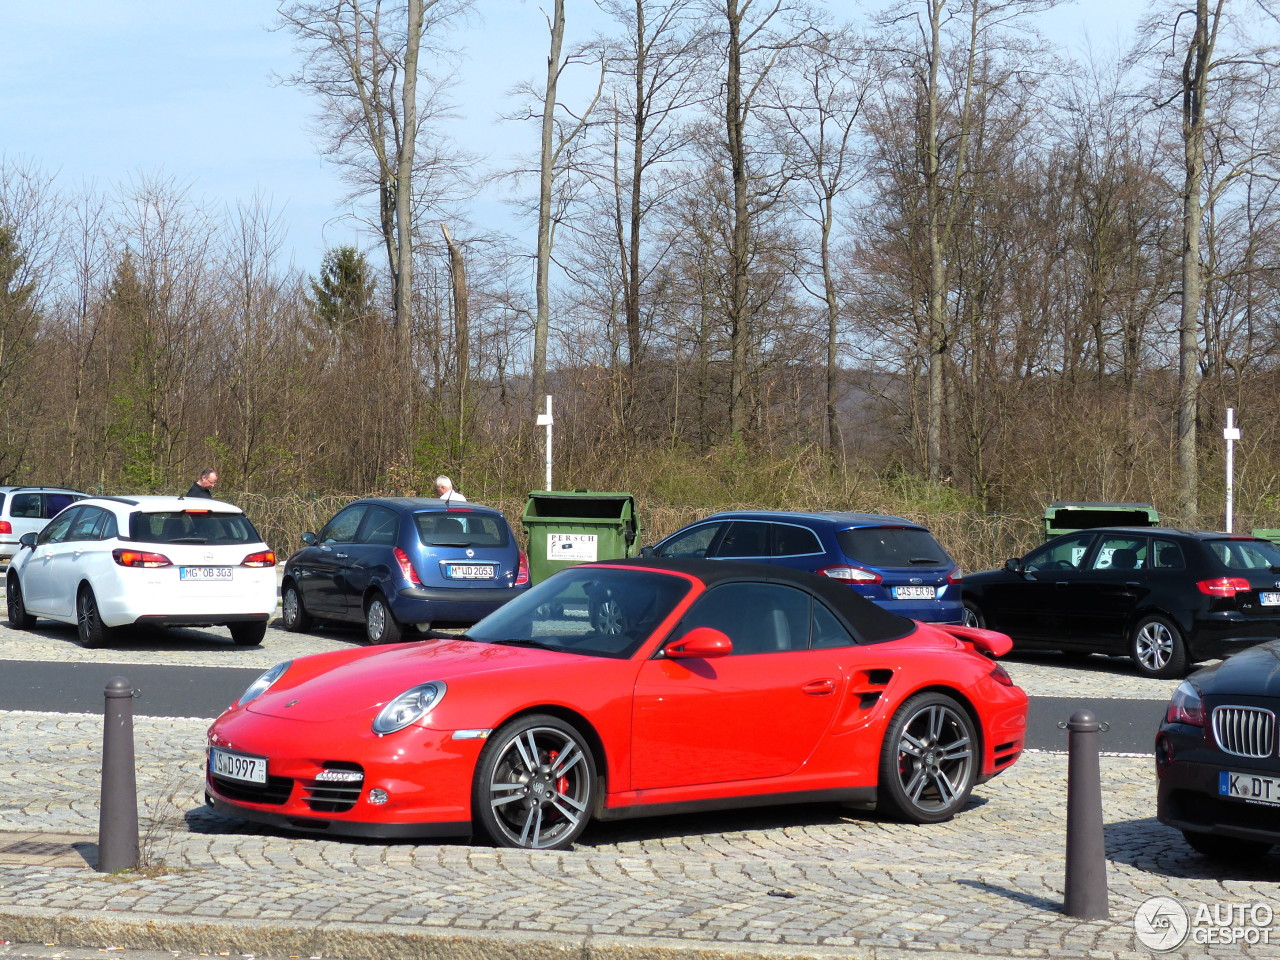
[98,676,139,873]
[1063,709,1108,919]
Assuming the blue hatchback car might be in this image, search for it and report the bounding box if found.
[644,510,963,624]
[281,497,529,644]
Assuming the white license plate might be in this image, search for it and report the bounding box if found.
[1220,770,1280,806]
[446,564,495,580]
[180,566,233,581]
[209,747,267,785]
[893,586,936,600]
[1261,592,1280,606]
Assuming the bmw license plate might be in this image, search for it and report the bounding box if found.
[1220,771,1280,805]
[180,567,233,581]
[893,585,936,600]
[209,747,267,785]
[1261,592,1280,606]
[445,563,495,580]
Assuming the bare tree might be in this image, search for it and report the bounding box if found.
[277,0,471,350]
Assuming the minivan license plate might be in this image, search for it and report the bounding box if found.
[446,564,494,580]
[893,586,936,600]
[180,567,233,581]
[209,748,267,785]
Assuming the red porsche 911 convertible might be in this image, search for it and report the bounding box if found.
[206,559,1028,850]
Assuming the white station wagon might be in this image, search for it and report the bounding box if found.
[5,495,277,647]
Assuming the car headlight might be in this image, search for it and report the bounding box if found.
[1166,680,1204,727]
[235,661,291,708]
[373,681,447,735]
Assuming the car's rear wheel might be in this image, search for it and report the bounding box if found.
[961,601,984,629]
[76,586,110,649]
[590,592,627,635]
[1130,615,1187,678]
[877,692,977,824]
[7,575,35,629]
[280,581,313,632]
[473,714,597,850]
[1183,830,1272,862]
[365,593,403,645]
[229,621,266,647]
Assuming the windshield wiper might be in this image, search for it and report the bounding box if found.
[483,638,557,650]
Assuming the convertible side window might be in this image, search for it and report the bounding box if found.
[678,582,811,654]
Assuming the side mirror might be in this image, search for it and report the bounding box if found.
[19,532,37,549]
[1003,557,1023,574]
[301,532,318,546]
[639,545,655,558]
[665,626,732,660]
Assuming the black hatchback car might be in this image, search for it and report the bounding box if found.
[281,498,529,644]
[1157,643,1280,861]
[962,527,1280,677]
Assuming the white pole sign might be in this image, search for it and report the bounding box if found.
[535,395,553,491]
[1224,408,1240,533]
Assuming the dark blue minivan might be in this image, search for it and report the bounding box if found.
[645,510,963,624]
[281,498,529,643]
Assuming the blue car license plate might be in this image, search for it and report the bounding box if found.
[445,563,495,580]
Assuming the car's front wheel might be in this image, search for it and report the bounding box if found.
[365,592,403,645]
[961,600,984,629]
[1183,830,1272,862]
[229,621,266,647]
[877,692,977,824]
[7,575,35,629]
[1130,615,1187,678]
[280,581,313,632]
[473,714,598,850]
[76,586,111,649]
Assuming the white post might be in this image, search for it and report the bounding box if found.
[535,395,554,491]
[1224,408,1240,533]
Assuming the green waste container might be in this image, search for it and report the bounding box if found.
[1042,501,1159,540]
[1252,529,1280,546]
[521,491,641,584]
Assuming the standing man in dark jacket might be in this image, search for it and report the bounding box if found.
[187,468,218,498]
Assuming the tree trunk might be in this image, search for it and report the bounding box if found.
[533,0,566,414]
[440,221,470,448]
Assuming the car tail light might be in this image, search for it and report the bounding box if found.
[240,550,276,567]
[1166,681,1204,727]
[0,521,10,535]
[988,663,1015,686]
[818,565,881,584]
[394,547,423,585]
[113,548,172,568]
[515,550,530,586]
[1196,577,1252,598]
[946,566,963,584]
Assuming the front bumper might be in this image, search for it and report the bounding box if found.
[1157,726,1280,845]
[205,708,483,838]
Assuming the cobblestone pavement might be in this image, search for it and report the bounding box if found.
[3,702,1279,959]
[3,592,1262,959]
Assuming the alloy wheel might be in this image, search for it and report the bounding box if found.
[482,722,594,849]
[891,701,974,816]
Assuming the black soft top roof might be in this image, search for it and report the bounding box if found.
[585,557,917,645]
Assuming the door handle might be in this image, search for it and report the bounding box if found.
[802,679,836,696]
[335,553,349,559]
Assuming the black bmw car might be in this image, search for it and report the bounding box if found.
[1157,643,1280,861]
[962,527,1280,678]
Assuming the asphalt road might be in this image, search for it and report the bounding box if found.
[0,657,1163,752]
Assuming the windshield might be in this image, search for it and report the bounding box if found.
[415,511,510,548]
[130,510,262,545]
[465,567,691,659]
[1207,538,1280,572]
[836,527,951,567]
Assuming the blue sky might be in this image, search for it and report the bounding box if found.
[3,1,1146,271]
